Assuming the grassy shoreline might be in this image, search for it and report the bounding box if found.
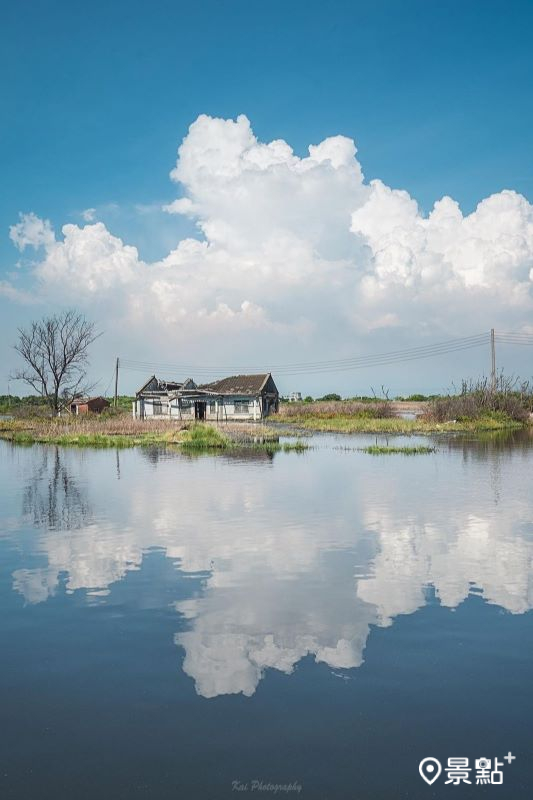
[0,418,309,453]
[0,409,528,450]
[275,413,526,434]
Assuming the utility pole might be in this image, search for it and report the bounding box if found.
[490,328,496,392]
[114,357,119,407]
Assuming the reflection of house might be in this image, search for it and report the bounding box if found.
[133,374,279,421]
[70,396,110,415]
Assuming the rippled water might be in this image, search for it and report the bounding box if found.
[1,433,532,799]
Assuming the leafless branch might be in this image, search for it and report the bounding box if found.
[12,310,100,414]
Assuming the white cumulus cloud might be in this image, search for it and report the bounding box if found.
[34,222,142,292]
[6,114,533,387]
[9,212,55,251]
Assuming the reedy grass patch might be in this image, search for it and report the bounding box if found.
[279,413,523,434]
[278,400,393,420]
[361,444,436,455]
[179,424,230,449]
[0,419,309,454]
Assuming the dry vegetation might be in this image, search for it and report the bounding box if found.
[2,375,532,446]
[278,400,393,420]
[275,377,533,433]
[424,377,533,424]
[0,416,295,451]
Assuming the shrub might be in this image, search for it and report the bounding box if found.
[425,376,533,423]
[180,423,229,449]
[318,393,341,401]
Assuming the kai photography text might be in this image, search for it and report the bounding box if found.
[232,780,303,794]
[419,754,517,786]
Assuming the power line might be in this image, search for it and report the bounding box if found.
[121,333,488,372]
[120,333,489,370]
[497,332,533,345]
[121,332,489,374]
[102,367,116,397]
[118,332,491,378]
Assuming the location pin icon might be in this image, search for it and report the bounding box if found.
[419,757,442,785]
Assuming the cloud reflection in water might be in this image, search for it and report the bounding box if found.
[1,436,532,697]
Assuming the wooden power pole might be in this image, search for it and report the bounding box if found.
[490,329,496,391]
[114,357,119,407]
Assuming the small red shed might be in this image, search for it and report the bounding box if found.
[70,396,110,415]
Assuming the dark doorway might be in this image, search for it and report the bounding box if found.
[195,402,205,420]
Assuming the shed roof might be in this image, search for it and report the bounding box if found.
[71,396,109,406]
[200,374,272,395]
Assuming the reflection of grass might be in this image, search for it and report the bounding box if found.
[282,440,309,452]
[362,444,436,455]
[258,439,310,454]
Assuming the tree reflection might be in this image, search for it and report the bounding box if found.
[437,427,533,459]
[22,447,92,531]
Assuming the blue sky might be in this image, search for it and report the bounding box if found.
[2,0,533,396]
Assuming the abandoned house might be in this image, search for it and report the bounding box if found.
[70,396,110,415]
[133,374,279,421]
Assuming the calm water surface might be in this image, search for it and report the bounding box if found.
[1,433,532,799]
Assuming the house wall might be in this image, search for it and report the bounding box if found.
[134,395,264,420]
[88,399,109,413]
[134,398,196,419]
[204,397,260,421]
[72,400,109,414]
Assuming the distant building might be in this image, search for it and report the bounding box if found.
[70,396,110,415]
[133,374,279,421]
[288,392,302,402]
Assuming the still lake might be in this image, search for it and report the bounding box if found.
[1,432,532,799]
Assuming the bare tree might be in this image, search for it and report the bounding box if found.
[13,310,100,414]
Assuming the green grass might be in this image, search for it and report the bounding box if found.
[179,424,229,450]
[256,439,310,454]
[282,440,309,452]
[279,413,524,434]
[361,444,436,455]
[3,424,230,450]
[0,421,311,455]
[1,408,526,454]
[8,431,151,448]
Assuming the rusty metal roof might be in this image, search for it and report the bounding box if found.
[71,396,109,405]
